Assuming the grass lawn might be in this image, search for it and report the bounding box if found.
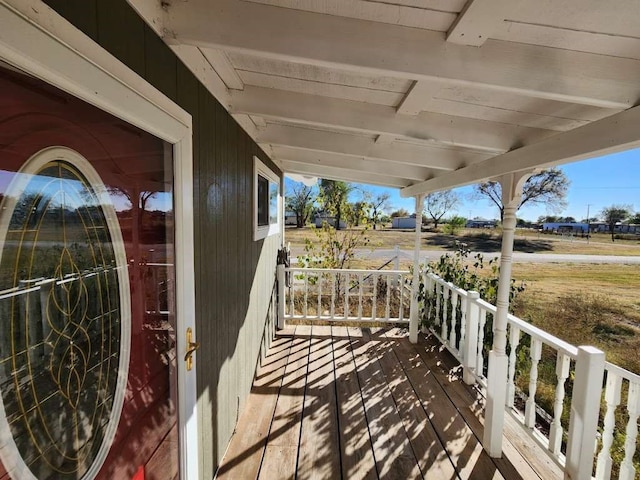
[284,226,640,256]
[509,263,640,372]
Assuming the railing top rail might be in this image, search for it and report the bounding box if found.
[425,272,468,295]
[606,361,640,384]
[286,267,410,275]
[506,313,579,358]
[476,298,497,314]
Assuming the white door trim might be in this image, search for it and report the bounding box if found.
[0,2,199,479]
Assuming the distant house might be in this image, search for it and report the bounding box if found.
[314,214,346,229]
[284,211,297,226]
[392,216,417,229]
[466,218,497,228]
[542,222,589,233]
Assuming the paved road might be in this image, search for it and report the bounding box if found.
[291,247,640,265]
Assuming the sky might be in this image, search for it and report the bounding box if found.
[286,147,640,222]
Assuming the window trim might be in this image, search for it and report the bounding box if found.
[254,156,281,241]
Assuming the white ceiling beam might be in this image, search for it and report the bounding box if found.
[165,0,639,109]
[231,87,554,152]
[127,0,165,36]
[446,0,520,47]
[199,48,244,90]
[280,160,411,188]
[396,81,440,115]
[375,134,395,145]
[258,124,492,170]
[271,145,436,181]
[401,104,640,197]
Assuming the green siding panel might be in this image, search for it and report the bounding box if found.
[43,0,98,41]
[42,2,283,478]
[96,0,146,75]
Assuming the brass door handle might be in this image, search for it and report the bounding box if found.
[184,341,200,362]
[185,327,200,371]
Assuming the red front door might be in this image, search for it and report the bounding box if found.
[0,65,179,479]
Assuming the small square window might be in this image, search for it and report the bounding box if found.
[254,156,281,240]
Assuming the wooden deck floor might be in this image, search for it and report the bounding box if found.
[216,326,562,480]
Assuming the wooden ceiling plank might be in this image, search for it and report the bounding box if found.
[271,145,436,181]
[165,0,639,109]
[280,160,411,188]
[231,86,555,153]
[258,124,491,170]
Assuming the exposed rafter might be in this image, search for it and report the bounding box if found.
[271,145,437,181]
[258,124,492,171]
[231,87,554,152]
[166,0,640,109]
[280,160,412,188]
[401,104,640,197]
[446,0,521,46]
[396,81,440,116]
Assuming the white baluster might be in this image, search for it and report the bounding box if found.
[330,271,336,320]
[549,352,571,456]
[619,381,640,480]
[317,273,322,318]
[435,281,442,327]
[385,275,391,320]
[506,325,521,408]
[358,273,364,320]
[398,273,405,322]
[595,372,622,480]
[524,338,542,428]
[303,274,309,318]
[344,272,350,319]
[459,291,468,354]
[476,309,487,377]
[441,284,449,341]
[372,272,378,320]
[289,271,295,316]
[449,289,458,349]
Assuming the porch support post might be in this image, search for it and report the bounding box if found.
[483,171,530,457]
[409,194,425,344]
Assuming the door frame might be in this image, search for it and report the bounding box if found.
[0,1,199,479]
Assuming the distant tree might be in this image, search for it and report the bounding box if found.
[474,168,569,221]
[348,200,370,226]
[600,205,631,242]
[286,183,315,228]
[629,212,640,225]
[367,192,391,230]
[390,208,410,218]
[424,190,459,229]
[443,216,466,235]
[318,179,352,230]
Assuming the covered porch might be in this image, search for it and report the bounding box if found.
[217,325,561,480]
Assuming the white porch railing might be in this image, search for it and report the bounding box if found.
[421,270,640,480]
[281,267,411,323]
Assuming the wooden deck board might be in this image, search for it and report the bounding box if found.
[349,327,422,479]
[217,328,296,479]
[217,327,559,480]
[297,325,341,480]
[332,326,378,480]
[258,325,312,479]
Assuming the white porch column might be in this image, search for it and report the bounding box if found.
[483,172,530,457]
[409,194,425,344]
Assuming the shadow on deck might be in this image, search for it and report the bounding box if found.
[216,326,562,479]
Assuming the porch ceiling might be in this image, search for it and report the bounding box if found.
[131,0,640,195]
